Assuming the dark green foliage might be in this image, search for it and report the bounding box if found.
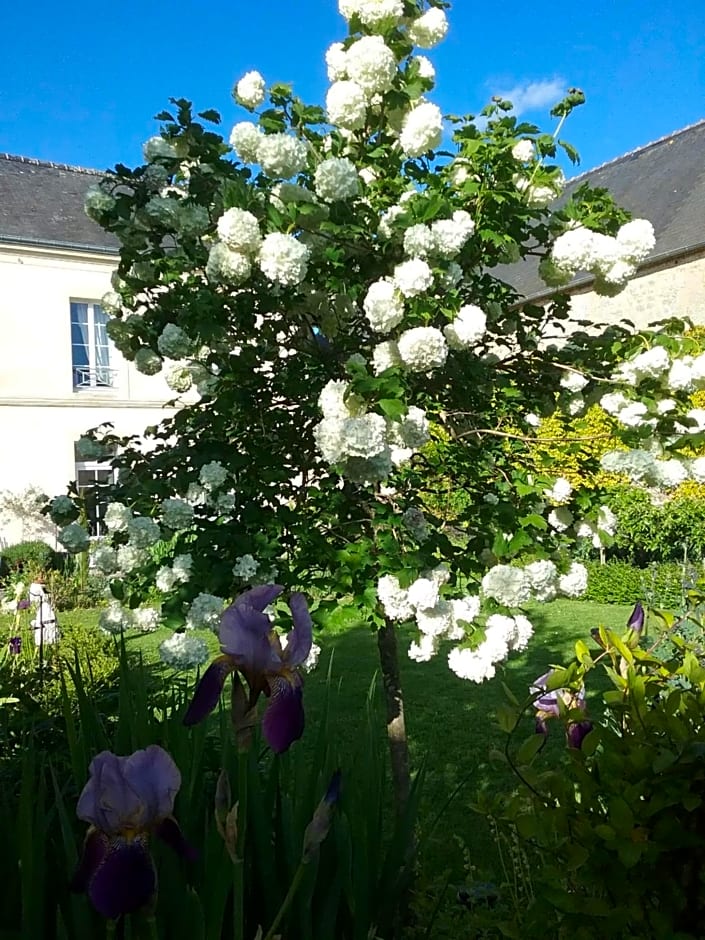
[484,589,705,938]
[607,484,705,565]
[0,540,65,578]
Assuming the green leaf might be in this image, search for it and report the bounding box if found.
[377,399,407,420]
[516,733,546,765]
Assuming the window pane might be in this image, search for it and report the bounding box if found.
[70,302,88,324]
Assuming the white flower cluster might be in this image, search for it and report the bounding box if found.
[161,498,194,531]
[372,340,402,374]
[344,36,397,96]
[258,233,310,286]
[401,212,475,262]
[577,505,618,548]
[234,70,266,110]
[447,613,534,683]
[313,380,429,479]
[512,139,535,162]
[546,220,655,294]
[399,102,443,157]
[157,324,194,360]
[408,7,448,48]
[229,122,263,163]
[326,80,368,130]
[90,542,119,575]
[402,507,429,542]
[444,305,487,350]
[544,477,572,504]
[229,121,308,178]
[159,632,210,670]
[363,279,405,333]
[600,449,692,489]
[393,258,434,297]
[126,516,161,548]
[560,370,589,393]
[117,545,150,573]
[314,157,359,202]
[185,593,225,630]
[49,495,78,526]
[233,554,259,579]
[481,560,587,606]
[397,326,448,372]
[338,0,404,28]
[58,523,90,554]
[84,186,116,218]
[156,554,193,593]
[134,348,162,375]
[99,602,134,634]
[217,207,263,255]
[199,461,229,490]
[143,136,177,162]
[206,242,252,285]
[133,607,161,633]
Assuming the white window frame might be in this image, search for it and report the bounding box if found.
[75,458,117,538]
[71,300,116,390]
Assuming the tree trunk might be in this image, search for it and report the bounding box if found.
[377,619,411,814]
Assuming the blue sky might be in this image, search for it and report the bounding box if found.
[1,0,703,175]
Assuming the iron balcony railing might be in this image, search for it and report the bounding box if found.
[72,366,118,389]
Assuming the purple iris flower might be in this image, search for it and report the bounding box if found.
[8,636,21,654]
[71,746,193,920]
[531,671,591,749]
[183,585,313,754]
[626,601,645,634]
[17,599,30,610]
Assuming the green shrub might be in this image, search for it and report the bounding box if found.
[0,540,65,579]
[584,559,688,608]
[482,585,705,938]
[607,484,705,565]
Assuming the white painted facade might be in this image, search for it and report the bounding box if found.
[0,241,172,547]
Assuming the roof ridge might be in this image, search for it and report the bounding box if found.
[569,117,705,184]
[0,153,104,176]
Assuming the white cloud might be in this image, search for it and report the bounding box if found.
[494,79,566,116]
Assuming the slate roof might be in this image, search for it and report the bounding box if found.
[0,154,119,253]
[493,119,705,299]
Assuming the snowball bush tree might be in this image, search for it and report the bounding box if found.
[57,0,698,807]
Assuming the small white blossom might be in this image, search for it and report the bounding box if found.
[134,607,161,633]
[345,36,397,97]
[339,0,404,27]
[525,560,558,602]
[59,523,90,554]
[325,42,348,81]
[161,498,194,531]
[408,7,448,47]
[548,507,574,532]
[481,564,531,607]
[233,554,259,579]
[216,208,262,255]
[104,502,132,532]
[512,139,535,162]
[127,516,161,548]
[393,258,434,297]
[159,632,210,669]
[143,136,177,162]
[403,223,436,258]
[326,80,368,130]
[430,211,475,258]
[100,602,134,634]
[444,304,487,349]
[117,545,150,573]
[229,121,263,163]
[412,55,435,81]
[545,477,572,504]
[560,370,589,392]
[134,348,162,375]
[399,102,443,157]
[234,70,266,109]
[397,326,448,372]
[314,157,359,202]
[558,562,588,598]
[186,593,225,630]
[200,461,228,490]
[363,279,405,332]
[90,542,119,575]
[157,324,194,359]
[258,233,310,286]
[373,340,402,375]
[377,574,414,621]
[207,242,252,285]
[258,133,309,178]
